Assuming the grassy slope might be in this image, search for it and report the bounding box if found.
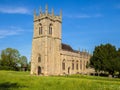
[0,71,120,90]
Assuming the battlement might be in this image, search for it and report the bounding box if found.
[34,5,62,22]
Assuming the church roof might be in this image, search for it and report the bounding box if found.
[62,43,73,52]
[61,43,79,53]
[61,43,89,55]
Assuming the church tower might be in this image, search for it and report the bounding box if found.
[31,5,62,75]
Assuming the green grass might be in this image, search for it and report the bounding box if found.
[0,71,120,90]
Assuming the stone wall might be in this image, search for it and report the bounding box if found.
[60,50,90,75]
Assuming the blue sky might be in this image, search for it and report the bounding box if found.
[0,0,120,61]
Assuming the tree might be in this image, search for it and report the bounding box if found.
[0,48,29,71]
[0,58,1,68]
[115,48,120,77]
[27,61,31,71]
[90,43,117,76]
[19,56,28,71]
[0,48,20,70]
[19,56,27,67]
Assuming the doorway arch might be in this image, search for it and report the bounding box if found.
[38,66,41,75]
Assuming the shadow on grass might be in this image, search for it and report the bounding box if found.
[0,82,27,90]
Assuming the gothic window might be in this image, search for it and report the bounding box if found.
[39,27,42,34]
[49,24,52,35]
[76,61,78,70]
[62,63,65,70]
[38,54,41,62]
[39,24,42,35]
[38,57,41,62]
[84,61,86,70]
[62,60,65,70]
[80,60,82,70]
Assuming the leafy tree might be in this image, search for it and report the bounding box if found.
[117,48,120,59]
[19,56,28,71]
[0,48,20,70]
[90,43,117,76]
[27,61,31,71]
[0,58,1,68]
[0,48,29,71]
[115,48,120,77]
[19,56,27,67]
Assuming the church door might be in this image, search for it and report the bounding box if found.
[38,66,41,75]
[68,67,70,74]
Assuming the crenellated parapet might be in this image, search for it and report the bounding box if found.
[34,4,62,23]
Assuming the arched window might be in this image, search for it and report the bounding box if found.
[72,60,74,70]
[76,61,78,70]
[39,24,42,35]
[49,24,52,35]
[38,54,41,62]
[83,61,86,70]
[62,60,65,70]
[80,60,82,70]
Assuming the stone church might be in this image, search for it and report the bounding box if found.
[31,5,91,76]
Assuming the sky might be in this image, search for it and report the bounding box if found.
[0,0,120,62]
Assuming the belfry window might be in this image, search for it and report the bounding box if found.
[49,24,52,35]
[39,24,42,35]
[39,27,42,35]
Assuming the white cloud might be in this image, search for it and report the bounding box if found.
[64,13,103,19]
[0,26,27,38]
[0,30,20,38]
[66,14,91,18]
[0,7,31,14]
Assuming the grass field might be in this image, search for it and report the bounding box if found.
[0,71,120,90]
